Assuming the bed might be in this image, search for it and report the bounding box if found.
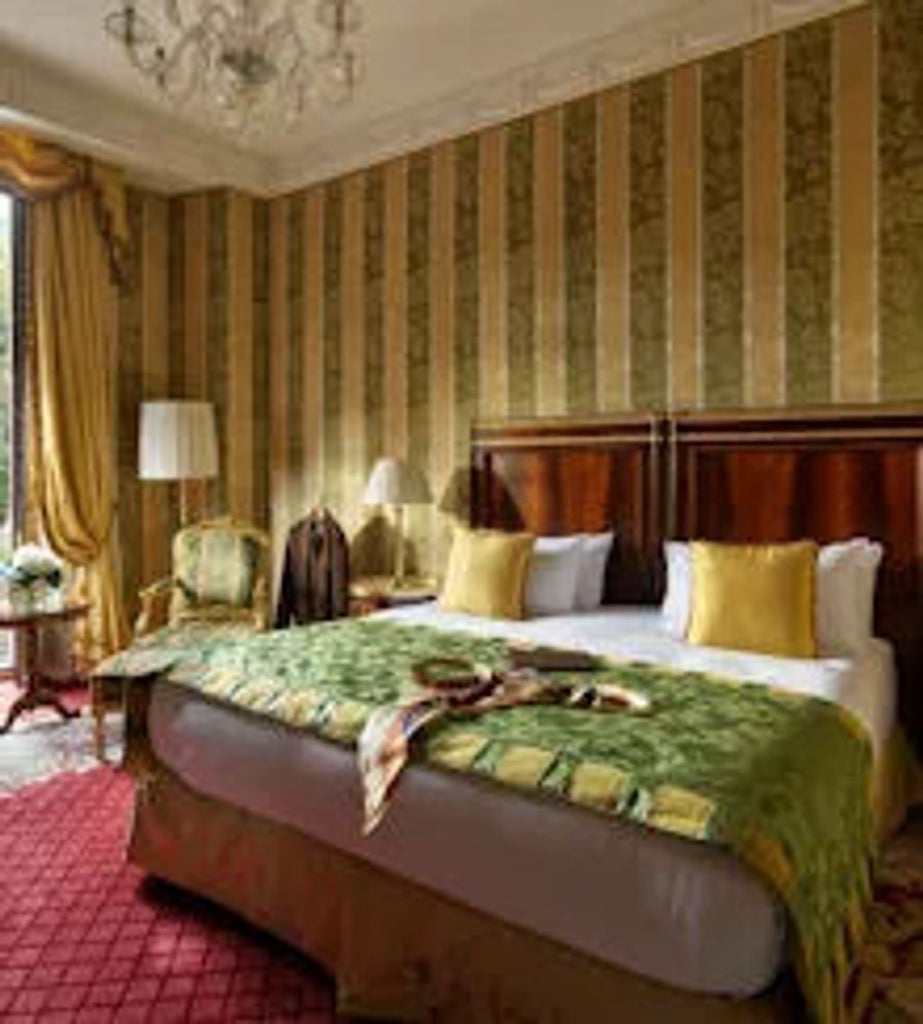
[118,405,923,1023]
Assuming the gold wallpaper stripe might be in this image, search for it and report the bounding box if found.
[114,0,923,593]
[744,37,785,406]
[596,87,630,412]
[669,65,702,409]
[534,108,565,416]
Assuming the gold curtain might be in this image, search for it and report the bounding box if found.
[0,128,130,657]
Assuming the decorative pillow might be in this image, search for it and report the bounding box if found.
[686,540,818,658]
[523,536,585,616]
[173,528,262,608]
[816,538,883,656]
[661,541,691,637]
[440,527,535,619]
[574,532,615,610]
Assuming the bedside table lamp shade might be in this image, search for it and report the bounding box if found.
[139,401,218,523]
[362,458,431,585]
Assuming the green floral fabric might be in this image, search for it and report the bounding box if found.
[99,617,873,1022]
[173,529,262,608]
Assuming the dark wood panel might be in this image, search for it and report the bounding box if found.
[672,406,923,751]
[471,415,664,603]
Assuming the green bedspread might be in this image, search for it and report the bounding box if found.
[99,617,874,1023]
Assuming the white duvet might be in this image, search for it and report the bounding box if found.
[148,604,896,999]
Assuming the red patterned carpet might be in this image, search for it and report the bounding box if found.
[0,768,338,1022]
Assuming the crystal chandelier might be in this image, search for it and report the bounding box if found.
[104,1,362,134]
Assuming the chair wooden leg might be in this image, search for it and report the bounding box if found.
[92,682,106,761]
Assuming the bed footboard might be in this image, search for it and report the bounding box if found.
[127,757,797,1024]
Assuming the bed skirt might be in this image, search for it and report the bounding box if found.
[128,764,799,1023]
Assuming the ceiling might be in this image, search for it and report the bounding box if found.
[0,0,860,194]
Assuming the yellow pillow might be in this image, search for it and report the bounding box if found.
[440,527,535,619]
[686,541,817,658]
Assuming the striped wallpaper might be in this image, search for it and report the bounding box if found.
[116,0,923,607]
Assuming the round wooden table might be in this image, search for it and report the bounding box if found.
[0,601,90,735]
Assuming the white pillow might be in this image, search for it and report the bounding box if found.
[660,537,883,654]
[661,541,691,638]
[816,538,883,656]
[574,532,615,610]
[524,536,585,616]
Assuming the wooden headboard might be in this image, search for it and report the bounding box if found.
[471,405,923,747]
[471,415,664,603]
[670,406,923,747]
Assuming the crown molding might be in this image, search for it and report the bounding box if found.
[0,0,866,196]
[0,38,272,194]
[269,0,866,193]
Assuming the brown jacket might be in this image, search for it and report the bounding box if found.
[274,510,350,627]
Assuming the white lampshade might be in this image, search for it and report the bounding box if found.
[362,457,432,506]
[138,401,218,481]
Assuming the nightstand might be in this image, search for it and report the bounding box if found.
[349,576,439,616]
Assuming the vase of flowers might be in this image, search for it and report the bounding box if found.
[1,544,65,612]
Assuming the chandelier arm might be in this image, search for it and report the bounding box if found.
[104,0,360,134]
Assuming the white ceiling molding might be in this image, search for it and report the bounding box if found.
[0,37,272,194]
[271,0,865,193]
[0,0,865,196]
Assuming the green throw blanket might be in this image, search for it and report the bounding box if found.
[99,617,874,1023]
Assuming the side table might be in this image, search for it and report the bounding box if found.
[349,576,439,617]
[0,602,90,734]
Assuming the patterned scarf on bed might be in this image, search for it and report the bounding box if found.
[358,656,650,833]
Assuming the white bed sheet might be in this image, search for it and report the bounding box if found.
[147,606,896,1000]
[377,604,896,757]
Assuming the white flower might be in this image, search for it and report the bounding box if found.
[11,544,62,578]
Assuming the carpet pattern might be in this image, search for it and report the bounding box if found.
[847,810,923,1023]
[0,769,337,1022]
[0,682,122,797]
[1,765,922,1022]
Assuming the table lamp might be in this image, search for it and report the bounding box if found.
[362,457,432,587]
[138,400,218,525]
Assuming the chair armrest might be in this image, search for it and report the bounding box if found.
[134,578,172,638]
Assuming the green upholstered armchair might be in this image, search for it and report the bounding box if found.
[134,517,271,638]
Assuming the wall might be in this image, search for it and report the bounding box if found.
[116,0,923,604]
[116,190,270,612]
